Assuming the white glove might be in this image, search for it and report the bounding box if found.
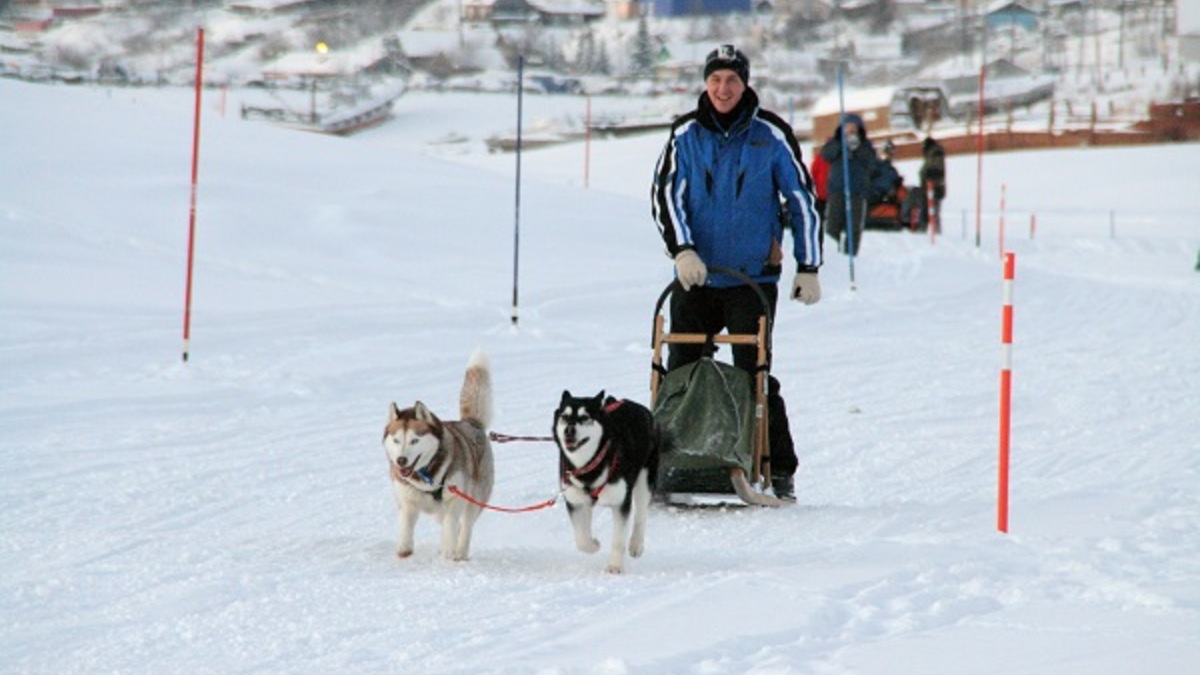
[674,249,707,291]
[791,272,821,305]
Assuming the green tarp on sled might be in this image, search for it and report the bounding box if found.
[653,358,755,493]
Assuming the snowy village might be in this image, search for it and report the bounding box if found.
[2,1,1199,674]
[2,0,1198,147]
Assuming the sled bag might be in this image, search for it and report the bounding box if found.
[653,358,755,491]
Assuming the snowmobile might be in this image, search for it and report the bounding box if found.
[649,266,790,507]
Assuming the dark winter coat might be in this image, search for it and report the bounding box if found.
[820,113,880,200]
[919,137,947,201]
[872,158,903,204]
[651,88,823,288]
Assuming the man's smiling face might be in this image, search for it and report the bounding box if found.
[705,69,745,115]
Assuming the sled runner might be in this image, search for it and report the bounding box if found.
[649,267,789,507]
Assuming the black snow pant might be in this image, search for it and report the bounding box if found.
[825,193,868,256]
[667,283,798,478]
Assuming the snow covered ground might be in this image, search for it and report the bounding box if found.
[2,79,1198,674]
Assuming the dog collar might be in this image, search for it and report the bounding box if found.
[398,466,446,500]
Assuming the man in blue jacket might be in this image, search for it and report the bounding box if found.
[651,44,823,501]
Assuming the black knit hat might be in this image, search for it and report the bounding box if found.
[703,44,750,84]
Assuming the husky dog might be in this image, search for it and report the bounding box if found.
[382,350,494,561]
[553,390,665,574]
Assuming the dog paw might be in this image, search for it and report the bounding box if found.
[629,542,644,558]
[577,538,601,554]
[605,563,625,575]
[396,548,413,559]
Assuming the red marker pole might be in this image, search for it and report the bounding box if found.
[182,27,204,363]
[926,179,937,245]
[998,252,1015,533]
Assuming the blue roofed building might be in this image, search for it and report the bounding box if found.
[652,0,751,18]
[985,1,1040,33]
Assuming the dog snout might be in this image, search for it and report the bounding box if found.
[395,456,409,468]
[563,426,577,443]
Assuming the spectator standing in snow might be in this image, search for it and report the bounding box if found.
[821,113,880,256]
[651,44,823,501]
[919,136,947,232]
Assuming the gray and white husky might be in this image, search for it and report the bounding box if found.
[382,350,494,561]
[553,390,666,574]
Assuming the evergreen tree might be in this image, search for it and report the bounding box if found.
[595,42,612,76]
[632,13,655,80]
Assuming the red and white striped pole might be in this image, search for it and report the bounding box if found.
[182,27,204,363]
[926,179,937,244]
[998,252,1015,533]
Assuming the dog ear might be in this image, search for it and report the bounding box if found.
[413,400,434,422]
[388,402,402,423]
[594,390,606,405]
[560,390,572,406]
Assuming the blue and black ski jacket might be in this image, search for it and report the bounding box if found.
[652,89,823,288]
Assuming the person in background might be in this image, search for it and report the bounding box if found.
[651,44,823,501]
[809,137,832,218]
[820,113,880,256]
[919,136,947,233]
[872,139,904,207]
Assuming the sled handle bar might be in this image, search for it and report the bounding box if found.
[652,265,775,345]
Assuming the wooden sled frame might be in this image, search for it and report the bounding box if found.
[649,266,789,507]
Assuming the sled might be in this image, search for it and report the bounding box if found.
[649,266,789,507]
[865,185,908,231]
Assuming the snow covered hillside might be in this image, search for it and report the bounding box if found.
[1,79,1198,674]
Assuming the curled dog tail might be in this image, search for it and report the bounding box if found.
[460,348,493,430]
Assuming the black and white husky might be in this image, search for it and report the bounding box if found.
[553,390,666,574]
[382,350,494,561]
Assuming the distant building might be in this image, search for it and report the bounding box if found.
[651,0,751,18]
[985,1,1039,33]
[608,0,643,20]
[490,0,605,25]
[52,5,104,19]
[462,1,491,22]
[837,0,885,22]
[902,16,974,60]
[227,0,320,15]
[811,86,895,143]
